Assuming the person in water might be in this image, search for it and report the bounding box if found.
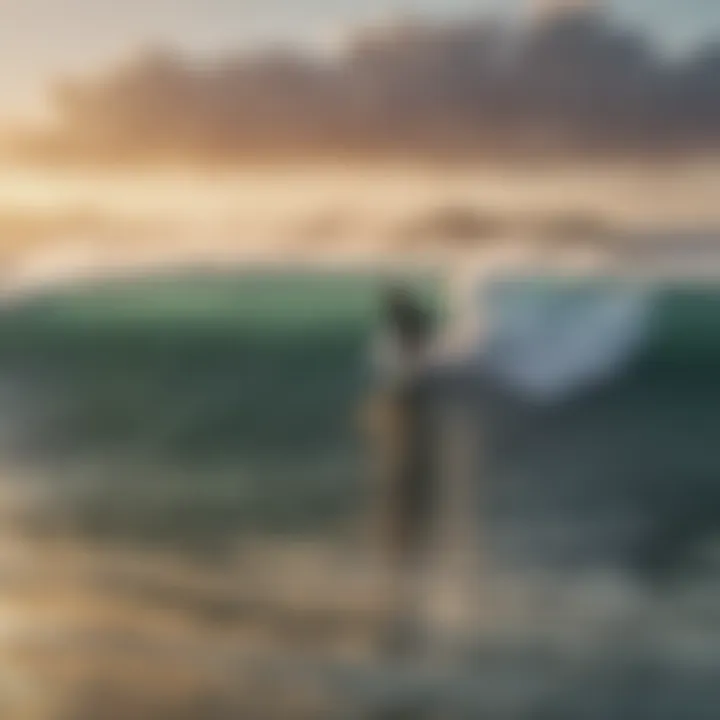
[361,283,438,652]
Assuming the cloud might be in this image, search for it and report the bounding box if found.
[11,8,720,163]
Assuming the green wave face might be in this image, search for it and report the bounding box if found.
[0,269,444,550]
[0,269,717,568]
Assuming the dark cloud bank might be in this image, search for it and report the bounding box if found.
[14,7,720,163]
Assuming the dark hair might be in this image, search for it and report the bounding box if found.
[381,283,434,352]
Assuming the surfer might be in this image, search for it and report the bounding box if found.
[361,282,438,654]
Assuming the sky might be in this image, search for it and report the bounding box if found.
[1,0,719,121]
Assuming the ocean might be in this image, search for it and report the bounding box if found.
[0,265,718,719]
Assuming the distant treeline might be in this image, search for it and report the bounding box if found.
[12,8,720,163]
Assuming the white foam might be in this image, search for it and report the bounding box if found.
[447,277,656,403]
